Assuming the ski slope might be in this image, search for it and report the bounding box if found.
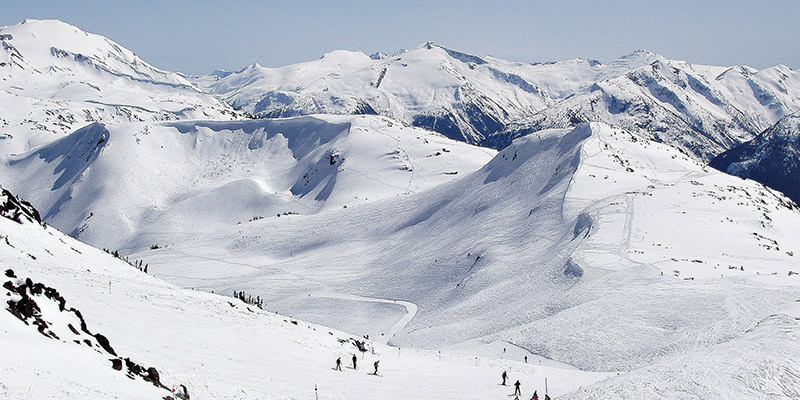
[1,189,611,399]
[123,123,800,376]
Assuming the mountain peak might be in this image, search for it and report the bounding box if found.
[12,18,90,39]
[318,49,371,64]
[619,48,662,61]
[414,42,488,65]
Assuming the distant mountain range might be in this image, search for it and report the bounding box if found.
[204,43,800,162]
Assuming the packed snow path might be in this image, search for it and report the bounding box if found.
[288,290,419,345]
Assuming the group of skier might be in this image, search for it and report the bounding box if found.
[502,370,550,400]
[334,355,379,375]
[332,353,547,398]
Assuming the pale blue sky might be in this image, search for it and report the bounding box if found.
[1,0,797,74]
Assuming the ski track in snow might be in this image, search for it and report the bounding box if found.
[152,242,420,344]
[291,290,419,345]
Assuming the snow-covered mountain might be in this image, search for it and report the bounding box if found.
[4,18,800,398]
[490,54,800,161]
[207,42,552,145]
[0,19,237,154]
[209,44,800,160]
[711,113,800,204]
[0,114,495,249]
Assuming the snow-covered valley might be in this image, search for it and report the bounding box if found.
[3,18,800,399]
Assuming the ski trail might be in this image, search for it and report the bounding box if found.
[621,192,635,250]
[303,290,418,345]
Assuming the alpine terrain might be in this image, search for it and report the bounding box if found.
[711,113,800,204]
[2,19,800,399]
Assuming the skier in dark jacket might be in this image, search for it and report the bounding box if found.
[531,390,539,400]
[502,370,508,385]
[514,380,521,396]
[352,354,357,369]
[373,360,380,375]
[335,357,342,371]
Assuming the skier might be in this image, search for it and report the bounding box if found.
[335,357,342,371]
[373,360,380,375]
[352,354,358,370]
[501,370,508,385]
[514,380,521,396]
[544,394,550,400]
[524,355,528,363]
[531,390,538,400]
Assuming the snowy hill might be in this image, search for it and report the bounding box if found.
[0,19,237,154]
[711,113,800,204]
[209,45,800,160]
[1,186,612,399]
[0,114,495,249]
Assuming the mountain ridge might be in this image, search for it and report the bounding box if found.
[711,113,800,204]
[207,41,800,161]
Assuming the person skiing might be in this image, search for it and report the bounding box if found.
[524,355,528,363]
[373,360,380,375]
[514,380,521,396]
[335,357,342,371]
[544,394,550,400]
[531,390,539,400]
[501,370,508,385]
[352,354,357,370]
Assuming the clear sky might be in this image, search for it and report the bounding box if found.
[1,0,797,75]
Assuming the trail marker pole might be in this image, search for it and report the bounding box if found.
[545,377,548,396]
[315,385,318,400]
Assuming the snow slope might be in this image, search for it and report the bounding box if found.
[125,123,800,378]
[1,186,611,399]
[561,313,800,399]
[711,113,800,204]
[0,114,495,249]
[0,19,237,154]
